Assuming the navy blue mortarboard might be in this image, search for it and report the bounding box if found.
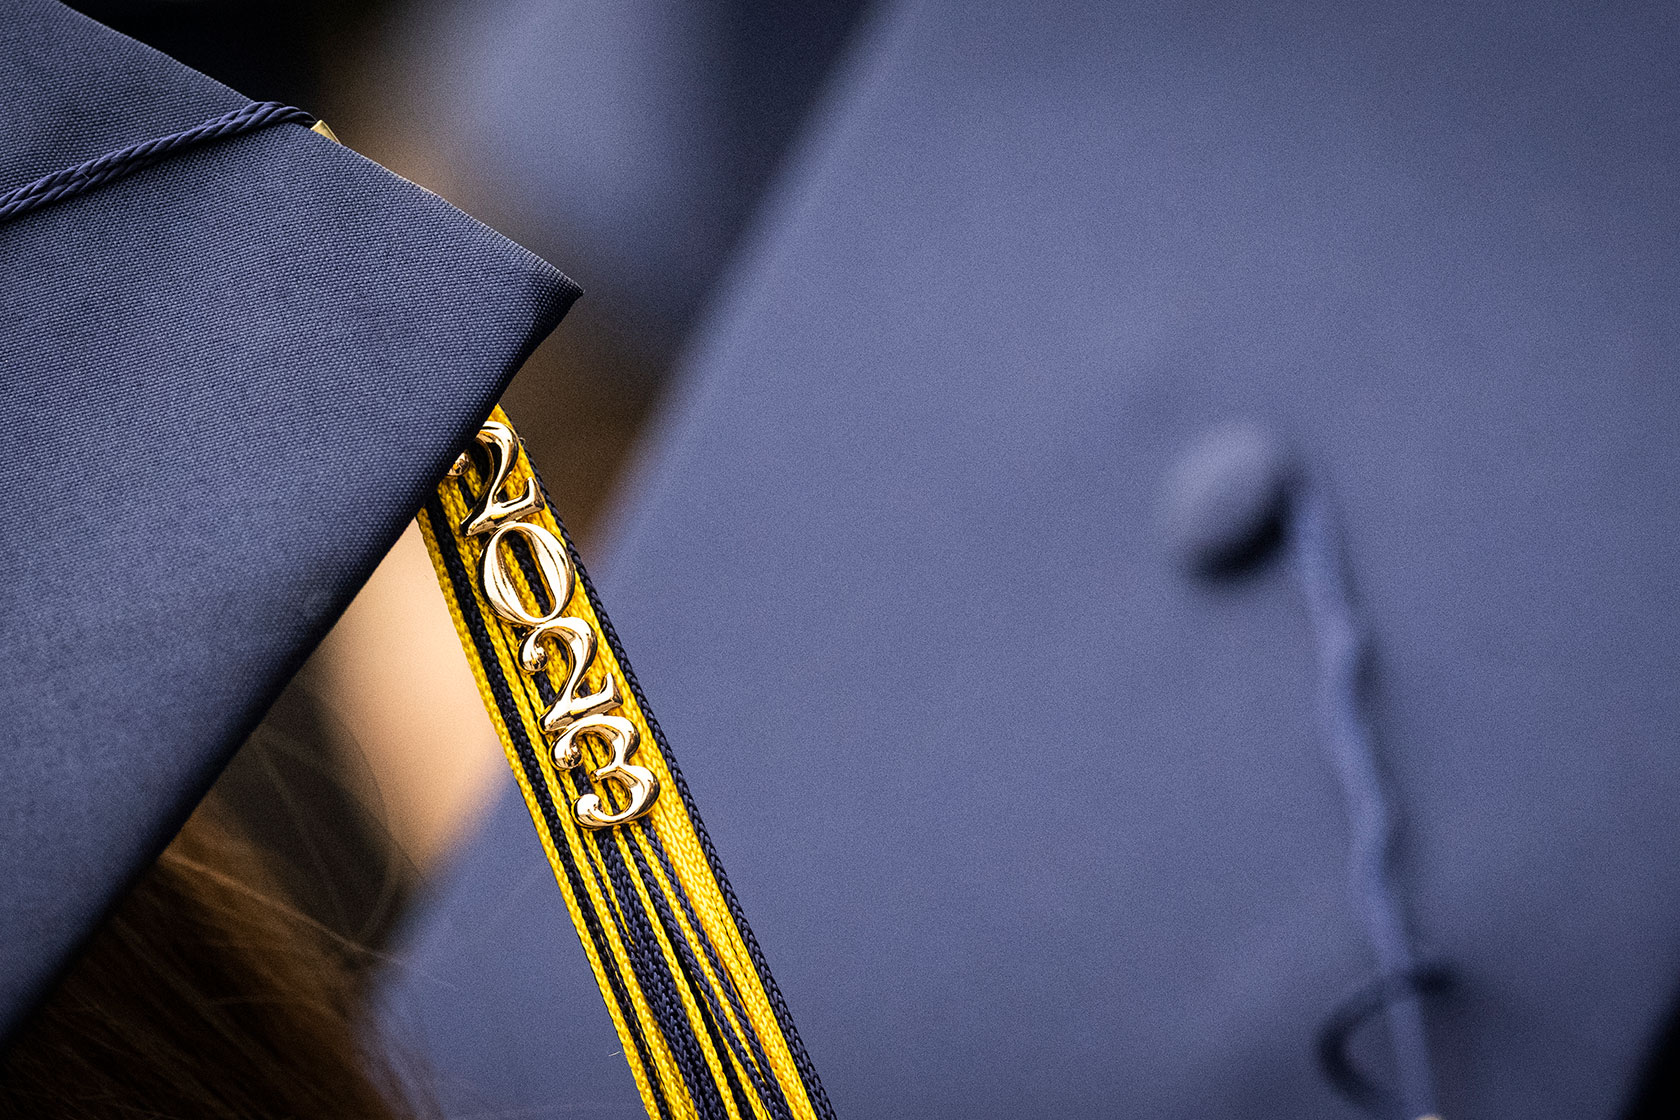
[382,1,1680,1119]
[0,0,575,1039]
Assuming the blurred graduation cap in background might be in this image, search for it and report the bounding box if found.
[6,1,1680,1119]
[362,0,868,359]
[378,1,1680,1119]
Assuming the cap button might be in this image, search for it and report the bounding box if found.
[1163,420,1296,576]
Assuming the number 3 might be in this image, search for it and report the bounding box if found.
[557,715,661,830]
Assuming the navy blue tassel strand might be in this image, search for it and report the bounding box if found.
[0,101,315,223]
[1291,480,1442,1120]
[1318,965,1454,1119]
[1165,424,1449,1117]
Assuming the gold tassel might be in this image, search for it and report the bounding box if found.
[417,407,832,1120]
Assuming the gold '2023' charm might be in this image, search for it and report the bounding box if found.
[449,420,659,829]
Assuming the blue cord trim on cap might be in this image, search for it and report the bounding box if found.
[0,101,316,224]
[1291,482,1443,1120]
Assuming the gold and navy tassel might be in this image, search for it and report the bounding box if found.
[416,408,833,1120]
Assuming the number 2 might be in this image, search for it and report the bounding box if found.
[522,618,623,738]
[458,421,544,537]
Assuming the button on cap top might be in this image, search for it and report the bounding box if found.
[1163,420,1296,577]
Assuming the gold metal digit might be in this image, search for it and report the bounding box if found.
[551,713,660,827]
[550,711,632,772]
[480,521,576,628]
[460,421,544,536]
[521,617,622,737]
[576,763,660,829]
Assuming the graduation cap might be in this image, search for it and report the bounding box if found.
[379,1,1680,1119]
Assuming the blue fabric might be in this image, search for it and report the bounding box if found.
[0,100,315,221]
[407,0,866,354]
[0,0,576,1039]
[383,1,1680,1118]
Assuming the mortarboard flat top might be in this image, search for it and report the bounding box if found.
[0,0,576,1038]
[383,1,1680,1117]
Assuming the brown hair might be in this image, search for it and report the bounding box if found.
[0,799,419,1120]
